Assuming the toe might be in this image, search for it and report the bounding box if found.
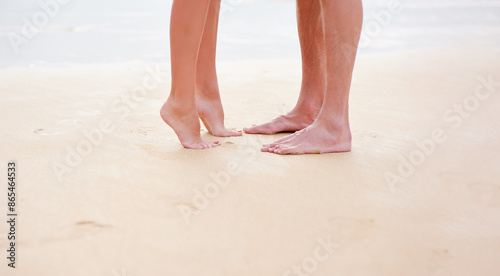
[242,125,254,133]
[211,128,243,137]
[277,146,300,155]
[229,129,243,137]
[244,124,273,134]
[182,141,202,149]
[209,141,220,148]
[262,143,276,150]
[243,125,260,134]
[264,145,276,153]
[195,143,207,150]
[190,140,220,149]
[262,136,293,150]
[243,124,257,133]
[262,143,277,152]
[270,145,283,153]
[243,126,255,134]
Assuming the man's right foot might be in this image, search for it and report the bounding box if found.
[160,99,220,150]
[243,104,320,135]
[261,116,352,155]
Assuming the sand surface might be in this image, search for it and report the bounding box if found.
[1,45,500,275]
[2,0,500,275]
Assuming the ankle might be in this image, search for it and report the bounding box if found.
[196,92,220,103]
[164,96,196,112]
[315,115,350,134]
[294,99,322,117]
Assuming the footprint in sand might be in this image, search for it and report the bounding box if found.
[34,118,87,136]
[33,128,67,136]
[43,221,113,243]
[129,127,157,136]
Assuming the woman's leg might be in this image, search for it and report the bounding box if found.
[160,0,220,149]
[195,0,242,137]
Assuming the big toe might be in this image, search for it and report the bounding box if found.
[276,145,301,155]
[243,125,259,134]
[244,123,275,134]
[261,144,273,152]
[269,144,284,154]
[209,141,221,148]
[225,129,243,137]
[262,142,280,152]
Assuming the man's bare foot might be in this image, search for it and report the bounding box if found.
[196,93,242,137]
[243,104,320,135]
[160,99,220,149]
[261,120,351,155]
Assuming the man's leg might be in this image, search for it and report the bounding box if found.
[160,0,220,149]
[267,0,363,154]
[196,0,242,137]
[244,0,326,135]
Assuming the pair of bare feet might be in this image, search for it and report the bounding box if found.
[245,103,352,154]
[160,92,242,150]
[161,96,351,154]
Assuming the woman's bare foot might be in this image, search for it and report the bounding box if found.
[196,93,242,137]
[243,103,320,135]
[262,119,351,155]
[160,98,220,150]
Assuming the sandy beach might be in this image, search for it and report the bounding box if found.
[1,0,500,275]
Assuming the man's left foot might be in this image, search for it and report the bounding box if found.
[262,120,352,155]
[243,102,320,135]
[196,93,242,137]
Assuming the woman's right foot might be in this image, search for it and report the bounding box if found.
[160,98,220,150]
[196,92,242,137]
